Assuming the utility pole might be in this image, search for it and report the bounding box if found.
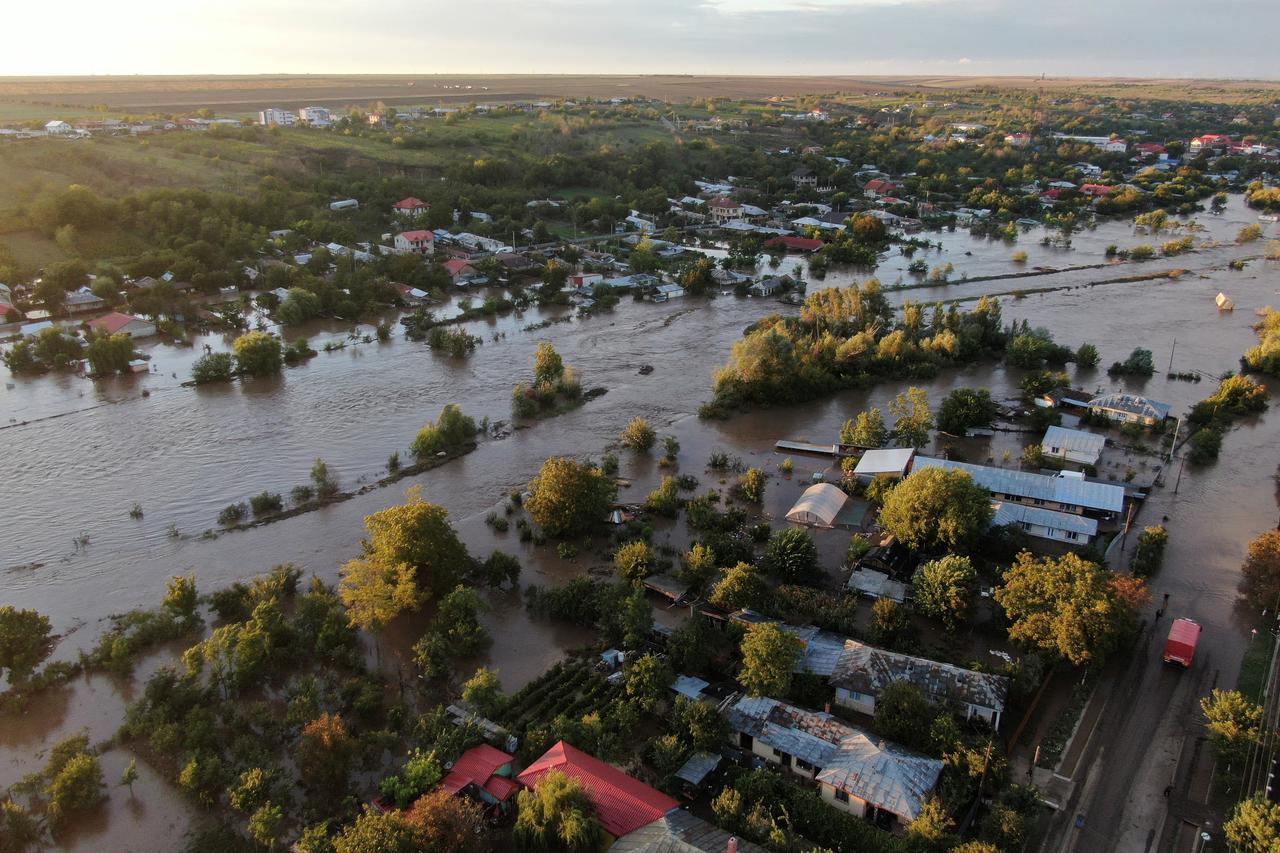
[1168,338,1177,372]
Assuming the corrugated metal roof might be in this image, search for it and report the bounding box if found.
[1042,425,1106,456]
[672,675,710,701]
[516,741,679,838]
[780,626,848,676]
[1088,393,1171,421]
[673,752,721,786]
[612,809,766,852]
[846,569,909,602]
[726,697,942,822]
[913,457,1124,512]
[830,640,1010,715]
[992,501,1099,536]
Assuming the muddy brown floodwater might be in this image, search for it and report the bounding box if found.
[1,195,1278,848]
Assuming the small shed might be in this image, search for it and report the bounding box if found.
[846,568,909,602]
[851,448,915,483]
[1216,292,1234,311]
[1041,425,1105,466]
[785,483,850,528]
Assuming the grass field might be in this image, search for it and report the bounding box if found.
[2,74,1277,117]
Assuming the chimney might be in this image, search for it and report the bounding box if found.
[727,838,738,853]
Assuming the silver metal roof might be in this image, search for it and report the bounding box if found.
[1041,425,1106,456]
[992,501,1099,536]
[829,640,1010,714]
[853,448,915,476]
[1087,393,1171,421]
[726,696,942,822]
[912,457,1124,513]
[779,626,849,676]
[846,569,909,602]
[612,809,766,853]
[673,752,721,786]
[672,675,710,701]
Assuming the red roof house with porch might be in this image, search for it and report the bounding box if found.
[517,741,678,838]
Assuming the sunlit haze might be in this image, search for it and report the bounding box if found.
[5,0,1278,77]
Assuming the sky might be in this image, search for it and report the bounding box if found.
[4,0,1278,79]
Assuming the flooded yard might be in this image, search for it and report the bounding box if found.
[2,194,1279,848]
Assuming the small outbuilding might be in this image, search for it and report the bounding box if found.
[851,448,915,483]
[1041,425,1105,466]
[785,483,850,528]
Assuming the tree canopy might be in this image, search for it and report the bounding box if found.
[879,468,993,554]
[739,623,802,697]
[526,457,618,538]
[995,551,1138,666]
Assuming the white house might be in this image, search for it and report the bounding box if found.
[392,197,430,219]
[707,196,742,224]
[1041,425,1105,466]
[297,106,332,126]
[1087,393,1170,427]
[992,501,1099,545]
[392,230,434,256]
[911,457,1124,519]
[652,284,684,302]
[726,696,943,830]
[45,120,73,135]
[257,108,297,127]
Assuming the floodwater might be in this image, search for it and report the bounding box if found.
[2,194,1279,847]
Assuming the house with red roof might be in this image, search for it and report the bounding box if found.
[1133,143,1166,159]
[517,741,678,840]
[863,178,898,199]
[1079,183,1115,198]
[442,744,519,814]
[707,196,743,224]
[393,230,435,256]
[86,312,157,338]
[1005,132,1031,147]
[442,259,486,286]
[392,197,430,219]
[1190,134,1233,155]
[764,235,824,253]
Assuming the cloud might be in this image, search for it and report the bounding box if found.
[958,57,972,65]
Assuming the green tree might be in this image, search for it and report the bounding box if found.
[936,388,998,436]
[880,468,993,553]
[913,555,977,630]
[410,403,476,459]
[613,541,653,584]
[462,667,504,717]
[334,807,423,853]
[671,696,730,752]
[296,713,354,804]
[620,417,657,452]
[889,387,933,448]
[338,557,418,632]
[120,758,139,796]
[533,341,564,386]
[625,654,674,712]
[1201,689,1263,767]
[841,408,888,447]
[739,623,802,697]
[906,798,956,851]
[0,606,52,683]
[192,351,234,384]
[233,331,283,377]
[248,803,285,848]
[163,574,200,623]
[680,543,718,592]
[360,487,471,599]
[1130,525,1168,578]
[0,799,41,851]
[311,457,339,499]
[873,681,936,750]
[513,769,602,852]
[84,332,134,375]
[995,551,1136,666]
[526,457,618,538]
[869,598,910,647]
[1075,342,1100,368]
[1242,530,1280,611]
[1226,795,1280,853]
[764,527,818,582]
[277,287,322,325]
[710,562,765,611]
[45,752,104,831]
[739,468,766,503]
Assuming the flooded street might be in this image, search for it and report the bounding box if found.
[2,195,1279,847]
